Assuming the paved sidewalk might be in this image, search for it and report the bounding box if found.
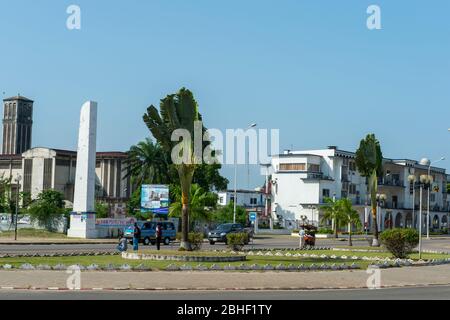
[1,265,450,291]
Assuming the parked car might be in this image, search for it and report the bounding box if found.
[208,223,251,245]
[124,221,176,246]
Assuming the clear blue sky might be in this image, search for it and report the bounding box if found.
[1,0,449,189]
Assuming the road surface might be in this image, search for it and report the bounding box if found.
[1,286,450,300]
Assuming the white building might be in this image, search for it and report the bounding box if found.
[270,146,450,232]
[217,189,264,208]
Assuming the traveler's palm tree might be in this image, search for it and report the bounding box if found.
[340,198,362,247]
[124,138,170,186]
[169,184,217,229]
[320,197,344,238]
[143,88,201,250]
[355,134,383,246]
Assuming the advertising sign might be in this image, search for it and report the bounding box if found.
[141,185,170,214]
[96,218,137,228]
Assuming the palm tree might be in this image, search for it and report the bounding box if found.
[355,133,383,247]
[169,184,217,229]
[143,88,202,250]
[320,197,344,238]
[124,138,171,186]
[340,198,362,247]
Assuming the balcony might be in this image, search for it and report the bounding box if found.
[301,172,333,181]
[378,178,404,188]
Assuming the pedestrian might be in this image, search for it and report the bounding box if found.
[299,227,305,249]
[117,237,128,252]
[156,223,162,251]
[133,223,141,251]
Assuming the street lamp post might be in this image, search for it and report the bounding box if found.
[14,175,22,241]
[246,123,257,190]
[420,157,445,239]
[419,174,429,260]
[233,123,257,224]
[408,175,417,229]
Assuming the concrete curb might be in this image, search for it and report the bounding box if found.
[0,241,118,245]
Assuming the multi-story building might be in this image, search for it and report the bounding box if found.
[270,146,450,233]
[0,95,132,217]
[217,189,265,208]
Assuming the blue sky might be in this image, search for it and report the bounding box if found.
[1,0,449,189]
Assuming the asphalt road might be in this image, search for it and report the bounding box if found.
[1,236,449,254]
[1,286,450,300]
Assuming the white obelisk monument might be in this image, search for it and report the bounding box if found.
[67,101,98,238]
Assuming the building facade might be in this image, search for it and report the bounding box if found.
[270,146,450,233]
[0,95,132,217]
[0,148,131,217]
[217,189,265,208]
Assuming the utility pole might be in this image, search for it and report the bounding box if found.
[14,175,22,241]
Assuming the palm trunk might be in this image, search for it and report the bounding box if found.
[334,220,339,239]
[180,194,191,250]
[370,171,380,247]
[348,223,352,247]
[179,167,194,251]
[372,206,380,247]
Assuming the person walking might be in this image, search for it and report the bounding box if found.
[299,227,305,249]
[133,223,141,251]
[156,223,163,251]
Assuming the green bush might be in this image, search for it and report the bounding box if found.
[380,228,419,259]
[317,228,333,235]
[188,232,204,251]
[226,233,249,251]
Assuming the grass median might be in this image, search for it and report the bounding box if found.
[0,249,448,271]
[0,228,68,239]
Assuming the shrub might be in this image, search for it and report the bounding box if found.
[227,233,249,251]
[380,228,419,259]
[318,228,333,235]
[188,232,204,251]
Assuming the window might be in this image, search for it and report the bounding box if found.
[250,198,257,205]
[322,189,330,198]
[308,164,320,172]
[279,163,306,171]
[230,196,235,203]
[43,159,53,190]
[219,197,224,203]
[430,194,436,203]
[349,184,357,195]
[349,161,357,172]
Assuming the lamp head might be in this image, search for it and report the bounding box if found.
[419,158,431,166]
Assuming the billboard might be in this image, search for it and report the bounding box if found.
[141,184,170,214]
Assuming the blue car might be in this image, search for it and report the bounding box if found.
[124,221,176,246]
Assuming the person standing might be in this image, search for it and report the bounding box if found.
[299,227,305,249]
[133,223,141,251]
[156,223,163,251]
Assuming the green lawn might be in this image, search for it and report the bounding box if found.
[0,228,68,239]
[0,254,371,270]
[1,248,448,271]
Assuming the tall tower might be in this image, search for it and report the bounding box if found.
[2,95,33,155]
